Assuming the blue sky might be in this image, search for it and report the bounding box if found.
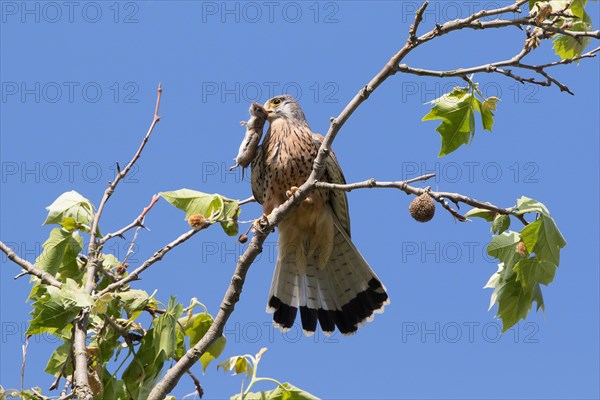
[1,1,599,399]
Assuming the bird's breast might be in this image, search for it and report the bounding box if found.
[264,121,317,185]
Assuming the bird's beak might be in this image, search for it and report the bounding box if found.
[265,108,276,120]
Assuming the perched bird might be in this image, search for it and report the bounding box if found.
[250,95,389,336]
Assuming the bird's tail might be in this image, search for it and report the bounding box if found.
[266,212,389,336]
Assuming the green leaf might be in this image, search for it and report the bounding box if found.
[486,232,526,278]
[160,189,223,220]
[28,283,84,335]
[101,254,121,270]
[521,215,566,266]
[44,190,95,231]
[117,289,152,315]
[201,336,227,372]
[481,97,499,132]
[60,278,93,308]
[102,374,127,400]
[178,312,227,371]
[514,196,550,216]
[553,20,592,60]
[492,214,511,235]
[532,283,545,312]
[122,333,163,400]
[152,297,183,362]
[464,206,496,222]
[422,87,479,157]
[242,383,320,400]
[568,0,592,24]
[45,341,73,376]
[218,355,253,378]
[35,228,83,280]
[514,257,557,290]
[160,189,240,236]
[220,198,241,236]
[487,266,536,332]
[485,232,538,331]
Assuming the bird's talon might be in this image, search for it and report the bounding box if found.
[286,186,300,198]
[253,214,269,234]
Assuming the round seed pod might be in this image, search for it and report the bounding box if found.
[409,193,436,222]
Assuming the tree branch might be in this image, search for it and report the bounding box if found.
[72,315,92,400]
[315,176,527,225]
[95,226,206,298]
[146,0,600,395]
[0,241,62,288]
[397,46,599,95]
[99,194,160,245]
[71,85,163,400]
[85,84,163,294]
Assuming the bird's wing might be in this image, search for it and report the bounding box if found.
[250,144,264,204]
[312,134,351,236]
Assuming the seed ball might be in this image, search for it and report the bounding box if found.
[409,193,436,222]
[517,241,528,256]
[188,214,209,229]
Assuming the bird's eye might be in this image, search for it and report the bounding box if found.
[271,98,282,106]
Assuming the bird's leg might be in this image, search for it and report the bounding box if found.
[286,186,313,206]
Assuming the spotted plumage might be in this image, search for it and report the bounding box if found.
[251,95,389,335]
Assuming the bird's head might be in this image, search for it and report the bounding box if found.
[263,95,307,124]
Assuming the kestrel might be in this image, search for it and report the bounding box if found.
[250,95,389,335]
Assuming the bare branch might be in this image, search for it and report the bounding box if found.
[315,174,436,192]
[183,366,204,399]
[99,194,160,244]
[95,226,206,298]
[530,20,600,39]
[21,336,29,392]
[85,84,163,294]
[71,85,163,400]
[239,196,257,206]
[408,1,429,43]
[397,47,599,94]
[315,176,527,225]
[0,241,62,288]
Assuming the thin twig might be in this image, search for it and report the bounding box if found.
[95,226,207,298]
[60,377,72,398]
[99,194,160,245]
[397,46,598,94]
[239,196,257,206]
[408,1,429,43]
[85,85,163,294]
[315,174,436,193]
[315,177,528,225]
[185,368,204,399]
[72,85,162,400]
[21,336,29,392]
